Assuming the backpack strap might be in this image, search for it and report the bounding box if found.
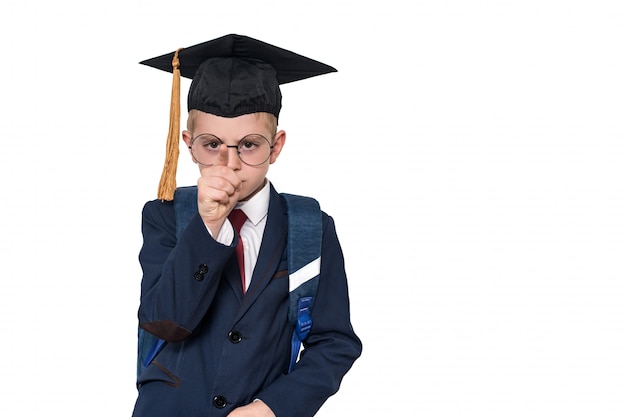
[174,186,200,237]
[136,186,198,378]
[280,193,322,373]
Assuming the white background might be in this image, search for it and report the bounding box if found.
[1,0,625,415]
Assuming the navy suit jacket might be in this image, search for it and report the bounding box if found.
[133,184,362,417]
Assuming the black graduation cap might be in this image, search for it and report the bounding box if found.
[140,34,337,200]
[140,33,337,119]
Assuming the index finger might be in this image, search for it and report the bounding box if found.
[213,143,228,167]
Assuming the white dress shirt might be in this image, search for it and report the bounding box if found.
[212,181,270,291]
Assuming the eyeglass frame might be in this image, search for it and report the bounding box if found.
[188,133,275,167]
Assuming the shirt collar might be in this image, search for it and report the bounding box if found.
[235,180,270,226]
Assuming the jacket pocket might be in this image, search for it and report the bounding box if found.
[137,360,181,388]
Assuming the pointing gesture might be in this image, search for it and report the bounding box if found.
[196,144,242,235]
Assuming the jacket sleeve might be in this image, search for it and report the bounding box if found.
[255,214,363,417]
[137,199,235,342]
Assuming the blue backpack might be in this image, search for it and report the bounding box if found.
[137,186,322,377]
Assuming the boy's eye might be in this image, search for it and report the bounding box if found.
[240,141,257,150]
[239,134,268,152]
[194,135,222,150]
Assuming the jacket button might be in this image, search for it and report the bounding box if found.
[194,272,204,281]
[198,264,209,274]
[213,395,227,409]
[228,331,242,343]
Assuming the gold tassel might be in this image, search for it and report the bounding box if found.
[157,48,183,201]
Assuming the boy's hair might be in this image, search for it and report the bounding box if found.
[187,110,278,141]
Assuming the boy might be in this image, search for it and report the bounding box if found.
[132,34,362,417]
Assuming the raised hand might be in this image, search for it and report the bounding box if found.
[196,145,242,236]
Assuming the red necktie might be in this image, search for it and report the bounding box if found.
[228,209,248,292]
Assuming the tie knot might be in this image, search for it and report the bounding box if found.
[228,209,248,233]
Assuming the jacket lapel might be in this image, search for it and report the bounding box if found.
[235,186,287,318]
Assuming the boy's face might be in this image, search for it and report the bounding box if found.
[182,112,285,202]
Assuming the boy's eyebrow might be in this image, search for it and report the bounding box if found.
[191,133,271,142]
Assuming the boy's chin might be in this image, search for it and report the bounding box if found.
[240,179,267,202]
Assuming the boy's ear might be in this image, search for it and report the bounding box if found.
[269,130,286,164]
[182,130,192,148]
[182,130,196,161]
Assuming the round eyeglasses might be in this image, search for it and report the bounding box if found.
[189,134,274,167]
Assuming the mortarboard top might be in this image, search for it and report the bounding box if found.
[140,34,337,201]
[140,33,337,85]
